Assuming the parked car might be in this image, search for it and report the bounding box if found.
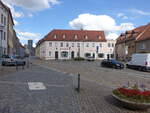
[101,59,124,69]
[126,53,150,71]
[1,55,26,66]
[85,56,95,62]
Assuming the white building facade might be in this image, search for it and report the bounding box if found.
[36,30,116,60]
[0,1,8,56]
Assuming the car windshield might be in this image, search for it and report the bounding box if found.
[109,60,119,63]
[11,56,17,59]
[2,55,10,58]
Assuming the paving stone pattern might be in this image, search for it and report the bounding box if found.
[0,64,149,113]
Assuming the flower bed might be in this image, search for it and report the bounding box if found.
[113,88,150,103]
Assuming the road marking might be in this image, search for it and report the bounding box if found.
[28,82,46,90]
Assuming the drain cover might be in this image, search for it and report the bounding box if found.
[28,82,46,90]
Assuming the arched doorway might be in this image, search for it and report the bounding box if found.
[55,51,58,59]
[93,53,95,58]
[71,51,74,59]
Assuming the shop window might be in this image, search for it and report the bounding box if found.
[61,51,68,58]
[98,53,104,58]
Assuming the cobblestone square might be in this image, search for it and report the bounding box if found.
[0,60,150,113]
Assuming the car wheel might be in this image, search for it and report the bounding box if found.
[112,65,116,69]
[101,63,104,67]
[23,62,26,66]
[138,67,143,71]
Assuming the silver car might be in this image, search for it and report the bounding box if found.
[85,56,95,62]
[1,55,26,66]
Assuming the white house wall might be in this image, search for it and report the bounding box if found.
[0,3,8,55]
[38,40,116,60]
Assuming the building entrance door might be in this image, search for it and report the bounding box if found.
[71,51,74,59]
[55,51,58,59]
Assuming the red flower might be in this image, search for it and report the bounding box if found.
[117,88,150,97]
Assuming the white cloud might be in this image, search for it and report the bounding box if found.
[1,0,60,19]
[2,0,60,11]
[116,23,134,31]
[106,33,119,40]
[14,20,19,26]
[16,30,41,46]
[117,13,128,19]
[28,13,33,17]
[33,43,36,47]
[17,31,41,38]
[1,0,24,18]
[69,13,134,40]
[130,9,150,16]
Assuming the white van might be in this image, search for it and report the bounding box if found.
[126,53,150,71]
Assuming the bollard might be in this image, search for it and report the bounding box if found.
[22,65,24,70]
[77,73,80,93]
[16,64,18,71]
[27,59,29,68]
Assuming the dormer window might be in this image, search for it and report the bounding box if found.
[54,35,57,39]
[85,35,88,40]
[74,35,78,39]
[98,36,101,39]
[63,34,66,39]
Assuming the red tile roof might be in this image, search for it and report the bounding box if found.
[136,24,150,41]
[37,29,106,46]
[116,23,150,44]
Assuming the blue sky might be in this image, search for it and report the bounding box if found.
[2,0,150,46]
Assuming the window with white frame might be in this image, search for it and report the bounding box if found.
[72,43,74,47]
[139,42,146,50]
[60,42,63,47]
[77,43,80,47]
[108,43,111,47]
[4,32,5,40]
[61,51,68,58]
[85,53,91,57]
[92,43,95,47]
[99,43,102,47]
[86,43,89,47]
[4,17,6,25]
[66,43,69,47]
[112,43,114,47]
[1,14,3,24]
[98,53,104,58]
[49,51,51,56]
[49,42,52,47]
[55,42,58,47]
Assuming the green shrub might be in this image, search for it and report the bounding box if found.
[74,57,85,61]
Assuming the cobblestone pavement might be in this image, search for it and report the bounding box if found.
[0,65,79,113]
[0,66,18,76]
[33,59,150,89]
[0,62,149,113]
[78,79,149,113]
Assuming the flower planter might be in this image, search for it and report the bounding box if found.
[112,93,150,110]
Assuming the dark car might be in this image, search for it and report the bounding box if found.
[101,59,124,69]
